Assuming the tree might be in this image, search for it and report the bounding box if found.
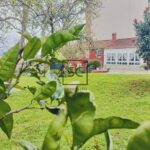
[0,0,102,48]
[134,7,150,68]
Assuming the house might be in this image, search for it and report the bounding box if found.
[81,33,144,69]
[62,33,144,70]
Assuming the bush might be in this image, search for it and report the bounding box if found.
[88,60,101,71]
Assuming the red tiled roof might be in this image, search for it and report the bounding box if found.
[106,37,137,49]
[62,37,137,51]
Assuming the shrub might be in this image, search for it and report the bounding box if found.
[88,60,101,72]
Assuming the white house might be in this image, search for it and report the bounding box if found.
[103,34,144,68]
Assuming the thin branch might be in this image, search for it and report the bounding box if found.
[0,103,32,120]
[0,102,44,120]
[0,16,22,23]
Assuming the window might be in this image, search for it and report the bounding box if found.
[106,52,140,66]
[129,53,134,65]
[117,53,127,65]
[135,53,140,65]
[96,49,103,56]
[106,53,116,64]
[129,53,140,65]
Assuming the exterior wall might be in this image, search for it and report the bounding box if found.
[104,48,144,68]
[84,49,104,65]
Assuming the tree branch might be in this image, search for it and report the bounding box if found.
[0,102,44,120]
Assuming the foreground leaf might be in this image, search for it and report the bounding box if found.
[104,131,113,150]
[91,117,139,136]
[69,24,85,36]
[23,37,41,60]
[0,79,6,99]
[42,30,78,57]
[27,58,50,65]
[42,105,67,150]
[127,122,150,150]
[81,117,139,146]
[46,71,64,100]
[26,86,37,95]
[19,140,39,150]
[0,44,19,81]
[66,89,96,148]
[34,81,56,102]
[22,32,32,41]
[0,78,5,94]
[0,100,13,139]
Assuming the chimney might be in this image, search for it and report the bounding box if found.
[112,33,117,43]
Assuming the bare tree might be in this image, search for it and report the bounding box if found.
[0,0,102,48]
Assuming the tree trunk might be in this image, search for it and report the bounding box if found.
[20,3,29,48]
[146,60,150,69]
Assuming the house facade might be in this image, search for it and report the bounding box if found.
[104,34,144,68]
[83,33,144,69]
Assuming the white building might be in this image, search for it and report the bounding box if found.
[85,0,147,69]
[103,34,144,68]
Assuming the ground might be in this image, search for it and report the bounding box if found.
[1,74,150,150]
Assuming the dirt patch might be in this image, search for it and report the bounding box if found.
[128,79,150,96]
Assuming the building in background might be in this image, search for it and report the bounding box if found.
[81,33,144,68]
[83,0,147,69]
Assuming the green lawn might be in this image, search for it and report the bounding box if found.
[1,74,150,150]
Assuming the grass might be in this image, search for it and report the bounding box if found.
[1,74,150,150]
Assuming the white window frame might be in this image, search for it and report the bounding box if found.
[129,53,140,65]
[117,53,128,65]
[106,53,116,64]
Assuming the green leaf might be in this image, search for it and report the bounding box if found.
[69,24,85,36]
[42,30,79,57]
[46,71,64,100]
[27,58,50,65]
[127,122,150,150]
[0,78,5,94]
[23,37,41,60]
[0,100,13,139]
[27,68,40,80]
[19,140,39,150]
[22,32,32,41]
[74,114,138,148]
[14,85,25,91]
[91,117,139,137]
[104,131,113,150]
[53,51,66,62]
[42,105,67,150]
[34,81,57,102]
[0,79,6,99]
[45,106,60,115]
[26,86,37,95]
[81,117,139,147]
[0,44,19,81]
[66,89,96,148]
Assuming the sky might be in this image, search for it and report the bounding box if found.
[92,0,148,40]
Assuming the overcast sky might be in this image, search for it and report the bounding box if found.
[92,0,148,40]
